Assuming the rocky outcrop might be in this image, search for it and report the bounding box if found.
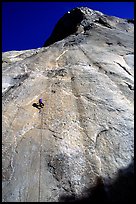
[43,7,134,47]
[2,7,134,202]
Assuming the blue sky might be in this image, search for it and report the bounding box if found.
[2,2,134,52]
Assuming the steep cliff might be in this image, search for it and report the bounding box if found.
[2,7,134,202]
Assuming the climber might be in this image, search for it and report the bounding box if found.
[39,98,44,108]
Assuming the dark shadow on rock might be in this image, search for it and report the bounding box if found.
[43,8,84,47]
[59,161,134,203]
[32,103,41,110]
[127,19,134,24]
[94,16,112,29]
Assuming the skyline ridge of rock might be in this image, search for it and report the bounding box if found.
[43,6,134,47]
[2,7,134,202]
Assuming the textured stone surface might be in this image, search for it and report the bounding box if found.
[2,7,134,202]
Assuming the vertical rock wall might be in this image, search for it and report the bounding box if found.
[2,7,134,202]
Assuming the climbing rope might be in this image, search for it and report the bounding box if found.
[38,104,44,202]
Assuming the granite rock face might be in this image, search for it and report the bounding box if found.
[2,7,134,202]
